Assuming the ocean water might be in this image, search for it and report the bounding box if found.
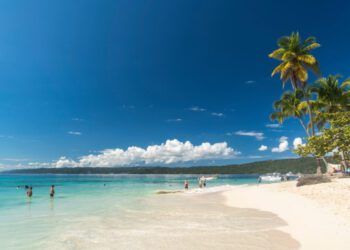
[0,174,298,250]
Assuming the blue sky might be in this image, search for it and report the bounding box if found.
[0,0,349,169]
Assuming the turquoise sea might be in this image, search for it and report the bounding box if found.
[0,174,260,250]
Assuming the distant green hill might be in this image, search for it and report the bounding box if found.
[2,157,324,175]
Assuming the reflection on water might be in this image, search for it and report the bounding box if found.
[49,197,55,211]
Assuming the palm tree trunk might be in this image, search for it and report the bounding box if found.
[291,73,297,90]
[306,100,315,136]
[298,119,310,137]
[340,151,348,171]
[305,99,321,174]
[321,157,328,167]
[316,158,322,175]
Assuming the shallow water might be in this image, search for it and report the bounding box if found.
[0,174,298,250]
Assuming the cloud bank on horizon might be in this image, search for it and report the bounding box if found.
[29,139,240,168]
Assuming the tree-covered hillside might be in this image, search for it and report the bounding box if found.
[2,157,323,175]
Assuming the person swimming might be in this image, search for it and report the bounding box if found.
[27,186,33,197]
[49,185,55,197]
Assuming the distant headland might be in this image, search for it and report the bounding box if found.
[2,157,324,175]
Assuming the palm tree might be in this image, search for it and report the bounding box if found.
[312,74,350,113]
[270,90,309,136]
[271,90,324,173]
[311,75,350,171]
[269,32,321,89]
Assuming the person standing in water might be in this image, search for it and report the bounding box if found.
[184,180,189,190]
[27,186,33,197]
[198,178,202,188]
[49,185,55,197]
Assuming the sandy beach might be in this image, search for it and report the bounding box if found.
[47,179,350,250]
[223,178,350,250]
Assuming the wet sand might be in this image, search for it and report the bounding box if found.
[47,189,299,250]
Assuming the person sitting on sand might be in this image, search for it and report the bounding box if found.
[184,180,189,190]
[27,186,33,197]
[49,185,55,197]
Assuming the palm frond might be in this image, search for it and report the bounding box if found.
[296,66,308,82]
[297,54,316,64]
[308,62,321,77]
[281,51,296,61]
[303,42,321,52]
[271,62,287,76]
[341,78,350,88]
[268,48,285,60]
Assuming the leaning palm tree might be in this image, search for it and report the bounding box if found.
[269,32,321,89]
[270,90,309,136]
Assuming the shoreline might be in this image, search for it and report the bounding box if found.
[222,179,350,250]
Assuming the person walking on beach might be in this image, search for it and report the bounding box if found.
[49,185,55,197]
[27,186,33,197]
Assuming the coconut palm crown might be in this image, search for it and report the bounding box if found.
[269,32,321,89]
[311,74,350,113]
[270,90,310,136]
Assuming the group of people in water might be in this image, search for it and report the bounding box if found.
[17,185,55,198]
[183,176,207,190]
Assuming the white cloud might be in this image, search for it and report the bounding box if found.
[234,131,265,141]
[189,106,206,112]
[167,118,183,122]
[72,118,84,122]
[68,131,82,136]
[258,145,268,151]
[266,123,282,128]
[36,139,240,168]
[55,157,80,168]
[28,162,52,167]
[245,80,256,84]
[271,136,289,153]
[293,137,305,149]
[211,112,224,117]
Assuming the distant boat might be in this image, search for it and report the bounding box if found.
[285,172,300,179]
[200,176,217,181]
[259,173,282,182]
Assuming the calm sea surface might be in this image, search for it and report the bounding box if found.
[0,174,262,250]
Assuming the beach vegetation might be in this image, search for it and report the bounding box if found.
[295,112,350,170]
[270,33,350,173]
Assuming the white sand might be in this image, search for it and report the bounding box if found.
[223,178,350,250]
